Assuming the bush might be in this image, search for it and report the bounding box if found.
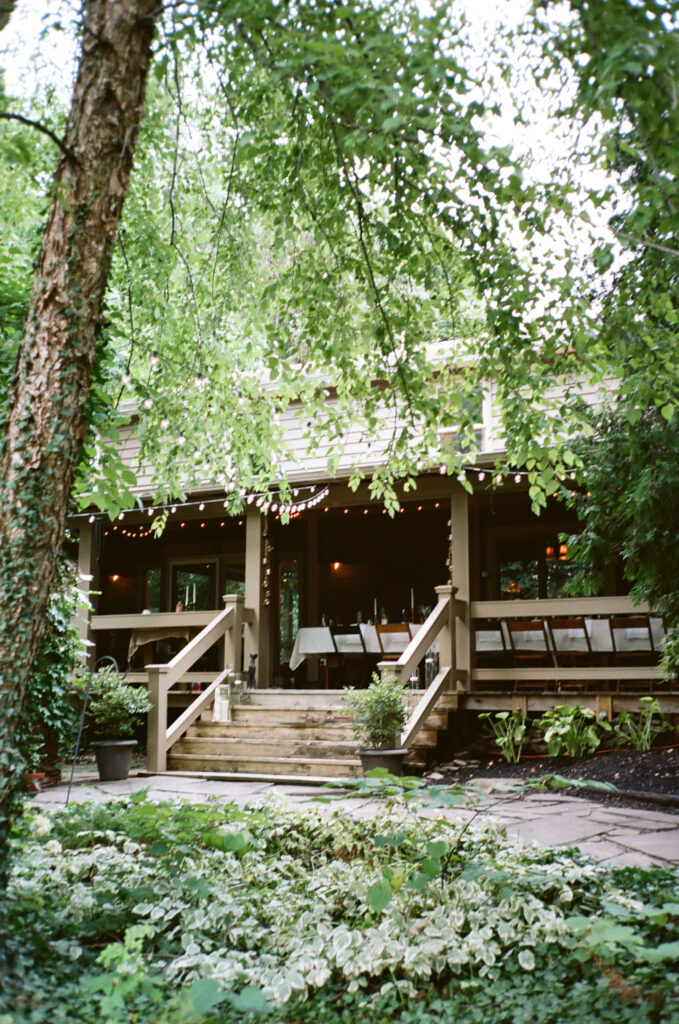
[479,710,527,763]
[81,666,153,739]
[538,705,611,759]
[4,796,678,1022]
[343,672,409,749]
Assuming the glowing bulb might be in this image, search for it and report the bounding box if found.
[122,372,130,386]
[177,434,186,446]
[147,507,154,516]
[199,503,205,511]
[195,373,205,389]
[514,474,521,483]
[439,465,447,475]
[170,505,177,513]
[143,395,153,410]
[88,514,95,523]
[118,512,125,520]
[161,417,169,429]
[150,351,159,367]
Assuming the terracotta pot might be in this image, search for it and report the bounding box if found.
[357,748,410,777]
[23,771,46,792]
[91,739,137,782]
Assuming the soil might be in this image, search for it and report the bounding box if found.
[428,745,679,814]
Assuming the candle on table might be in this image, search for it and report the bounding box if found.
[373,598,378,622]
[410,587,414,615]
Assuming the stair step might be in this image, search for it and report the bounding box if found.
[174,736,358,759]
[166,753,364,778]
[187,721,439,748]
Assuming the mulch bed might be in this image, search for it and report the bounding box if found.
[427,745,679,814]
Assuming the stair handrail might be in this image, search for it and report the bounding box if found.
[377,585,464,749]
[146,595,245,772]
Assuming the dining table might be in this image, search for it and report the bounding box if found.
[288,623,423,671]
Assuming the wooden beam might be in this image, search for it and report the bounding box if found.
[471,596,652,618]
[473,666,664,682]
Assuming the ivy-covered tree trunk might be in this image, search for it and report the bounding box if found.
[0,0,158,872]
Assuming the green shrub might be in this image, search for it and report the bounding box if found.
[538,705,611,759]
[343,672,409,749]
[613,697,673,753]
[479,710,527,763]
[80,665,153,739]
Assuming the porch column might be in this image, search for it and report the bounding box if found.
[450,488,471,691]
[244,510,269,687]
[306,513,319,685]
[76,522,96,669]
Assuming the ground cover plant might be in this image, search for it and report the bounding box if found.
[2,788,678,1024]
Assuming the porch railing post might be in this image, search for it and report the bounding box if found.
[434,584,456,691]
[146,665,168,773]
[222,594,244,674]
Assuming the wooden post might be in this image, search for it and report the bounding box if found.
[146,664,168,773]
[244,510,262,684]
[434,584,456,691]
[222,594,244,673]
[450,488,471,691]
[306,513,319,685]
[76,522,96,668]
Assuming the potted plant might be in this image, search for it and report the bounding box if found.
[82,666,153,781]
[343,672,410,775]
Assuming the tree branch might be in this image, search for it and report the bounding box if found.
[0,111,79,166]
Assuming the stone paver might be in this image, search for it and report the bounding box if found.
[25,773,679,869]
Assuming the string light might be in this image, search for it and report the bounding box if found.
[121,372,130,386]
[150,351,159,367]
[177,434,186,446]
[143,396,153,410]
[161,417,169,429]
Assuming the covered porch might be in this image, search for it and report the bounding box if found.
[74,477,675,777]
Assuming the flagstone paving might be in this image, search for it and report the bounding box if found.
[28,772,679,869]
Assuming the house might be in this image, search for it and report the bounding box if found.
[72,387,675,778]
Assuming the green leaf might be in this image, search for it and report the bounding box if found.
[367,878,393,912]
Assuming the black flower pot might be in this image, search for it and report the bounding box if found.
[91,739,137,781]
[357,748,409,776]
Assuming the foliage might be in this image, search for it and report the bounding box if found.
[3,794,678,1022]
[479,711,528,764]
[79,666,153,740]
[613,697,673,754]
[538,705,611,759]
[16,562,84,771]
[343,673,409,750]
[535,0,679,667]
[565,407,679,627]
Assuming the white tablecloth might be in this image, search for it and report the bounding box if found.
[289,624,422,670]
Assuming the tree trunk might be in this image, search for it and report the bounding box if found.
[0,0,158,872]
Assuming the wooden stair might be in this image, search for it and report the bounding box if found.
[165,688,455,780]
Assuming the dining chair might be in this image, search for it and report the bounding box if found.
[609,615,659,692]
[506,618,553,691]
[375,622,412,662]
[545,616,593,692]
[329,623,370,686]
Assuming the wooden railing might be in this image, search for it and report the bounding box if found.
[385,591,667,750]
[380,585,465,748]
[145,595,251,772]
[470,596,665,690]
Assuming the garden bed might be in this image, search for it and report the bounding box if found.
[4,795,678,1022]
[429,745,679,813]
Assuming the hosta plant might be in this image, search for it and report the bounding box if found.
[538,705,611,759]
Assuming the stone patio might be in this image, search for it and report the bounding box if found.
[28,770,679,870]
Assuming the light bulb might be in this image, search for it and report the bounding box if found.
[161,417,169,429]
[151,351,159,367]
[143,396,153,410]
[122,372,130,386]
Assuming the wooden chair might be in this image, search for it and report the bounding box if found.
[375,622,412,662]
[609,615,659,692]
[506,618,552,691]
[545,616,592,692]
[328,624,369,687]
[472,618,510,689]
